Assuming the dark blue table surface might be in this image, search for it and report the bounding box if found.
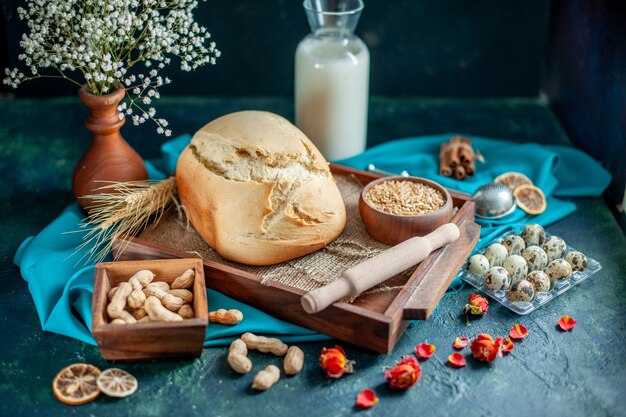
[0,96,624,417]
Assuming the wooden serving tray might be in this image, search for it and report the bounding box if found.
[113,164,480,353]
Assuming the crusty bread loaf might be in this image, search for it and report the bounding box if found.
[176,111,346,265]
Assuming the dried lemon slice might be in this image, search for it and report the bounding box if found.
[495,172,533,191]
[52,363,101,405]
[514,184,547,215]
[96,368,138,398]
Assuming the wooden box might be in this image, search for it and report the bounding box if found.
[113,164,480,353]
[92,258,208,361]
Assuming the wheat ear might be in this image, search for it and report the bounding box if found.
[73,176,177,264]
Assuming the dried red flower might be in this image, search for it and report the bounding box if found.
[320,346,354,379]
[448,352,466,367]
[415,343,436,359]
[385,356,421,390]
[453,337,470,350]
[467,293,489,314]
[355,389,378,409]
[470,333,499,363]
[558,316,577,331]
[495,337,514,355]
[509,323,529,340]
[463,293,489,325]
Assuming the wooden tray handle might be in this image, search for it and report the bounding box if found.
[400,209,481,320]
[301,223,460,314]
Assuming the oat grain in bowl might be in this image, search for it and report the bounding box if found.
[365,180,446,216]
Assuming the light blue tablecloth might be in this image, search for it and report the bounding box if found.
[14,133,611,347]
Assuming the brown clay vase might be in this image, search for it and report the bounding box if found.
[73,86,148,211]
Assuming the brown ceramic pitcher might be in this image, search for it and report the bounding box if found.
[73,86,147,211]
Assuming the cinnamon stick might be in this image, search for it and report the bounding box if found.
[448,136,461,168]
[439,136,477,180]
[465,158,476,176]
[454,164,467,180]
[459,137,474,167]
[439,143,453,177]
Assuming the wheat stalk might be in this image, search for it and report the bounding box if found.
[73,176,178,264]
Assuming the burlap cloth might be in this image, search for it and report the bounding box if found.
[138,175,391,291]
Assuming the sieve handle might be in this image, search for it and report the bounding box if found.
[300,223,460,314]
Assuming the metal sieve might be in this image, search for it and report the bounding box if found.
[473,182,517,219]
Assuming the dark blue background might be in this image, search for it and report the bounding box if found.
[1,0,551,97]
[1,0,625,215]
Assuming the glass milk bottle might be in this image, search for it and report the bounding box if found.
[295,0,370,161]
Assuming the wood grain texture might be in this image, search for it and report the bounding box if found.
[112,165,479,353]
[400,201,481,319]
[301,223,460,314]
[358,176,454,245]
[73,86,147,211]
[92,258,207,361]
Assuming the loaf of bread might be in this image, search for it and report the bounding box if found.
[176,111,346,265]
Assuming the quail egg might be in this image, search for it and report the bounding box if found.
[545,259,572,283]
[503,255,528,282]
[467,254,490,276]
[543,236,567,262]
[522,245,548,271]
[508,279,535,302]
[522,224,545,247]
[484,266,512,290]
[527,270,551,292]
[502,235,526,255]
[485,243,508,267]
[565,251,588,272]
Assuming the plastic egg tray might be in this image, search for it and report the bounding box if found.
[459,228,602,315]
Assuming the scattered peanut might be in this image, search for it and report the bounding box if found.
[159,294,183,312]
[167,289,193,304]
[143,283,184,312]
[116,310,137,324]
[241,332,288,356]
[128,269,155,290]
[110,318,126,325]
[283,346,304,375]
[178,304,194,319]
[171,268,195,289]
[227,339,252,374]
[138,316,151,323]
[144,281,170,294]
[129,306,147,320]
[107,286,118,301]
[208,309,244,325]
[127,289,146,310]
[107,282,133,321]
[145,296,183,322]
[251,365,280,391]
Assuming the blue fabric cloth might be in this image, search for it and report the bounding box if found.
[13,133,611,347]
[338,134,611,248]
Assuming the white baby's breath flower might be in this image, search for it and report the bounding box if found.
[3,0,220,136]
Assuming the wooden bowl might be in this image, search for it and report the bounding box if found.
[92,258,207,361]
[359,176,453,245]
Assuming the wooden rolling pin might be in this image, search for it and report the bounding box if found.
[301,223,460,314]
